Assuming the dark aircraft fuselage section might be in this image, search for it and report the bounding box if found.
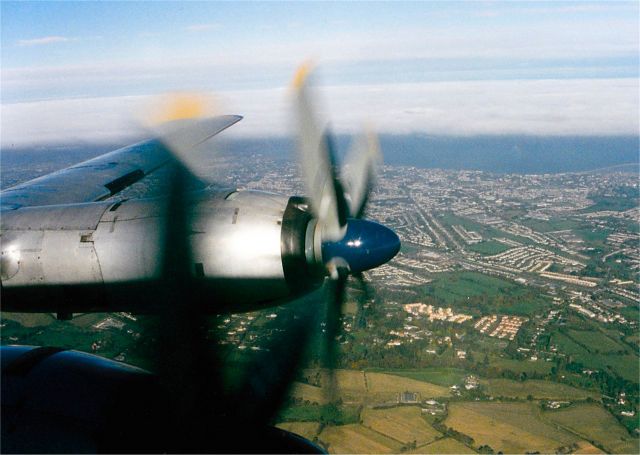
[0,189,323,313]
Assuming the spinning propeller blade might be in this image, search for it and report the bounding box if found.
[292,64,400,406]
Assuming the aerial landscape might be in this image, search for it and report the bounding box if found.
[2,140,638,453]
[1,1,639,453]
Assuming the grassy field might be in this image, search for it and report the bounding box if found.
[489,355,554,376]
[276,422,321,441]
[2,312,57,327]
[361,406,441,445]
[481,379,599,400]
[335,369,368,391]
[445,401,578,453]
[421,271,547,315]
[410,438,476,454]
[553,331,589,357]
[297,369,366,403]
[365,372,450,401]
[289,382,327,405]
[319,424,403,454]
[467,240,512,255]
[294,369,449,405]
[519,218,583,233]
[573,227,611,248]
[572,441,606,454]
[619,303,640,322]
[367,367,467,387]
[598,354,640,383]
[277,404,360,425]
[439,212,533,245]
[623,333,640,349]
[0,315,141,365]
[582,194,638,213]
[552,332,639,382]
[566,329,625,354]
[543,403,638,454]
[422,271,512,304]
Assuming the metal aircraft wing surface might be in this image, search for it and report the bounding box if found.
[0,115,242,210]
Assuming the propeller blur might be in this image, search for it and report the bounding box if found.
[1,67,399,315]
[0,65,400,453]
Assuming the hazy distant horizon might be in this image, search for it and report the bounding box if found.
[2,134,638,187]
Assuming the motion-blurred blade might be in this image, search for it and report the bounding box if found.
[342,130,382,219]
[152,115,242,180]
[228,293,321,426]
[154,163,220,451]
[140,92,242,182]
[293,63,347,241]
[322,265,348,405]
[352,271,372,330]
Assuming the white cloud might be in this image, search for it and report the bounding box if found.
[17,36,72,47]
[2,78,637,148]
[1,95,147,148]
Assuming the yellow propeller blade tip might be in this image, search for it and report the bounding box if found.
[292,61,314,89]
[151,92,212,124]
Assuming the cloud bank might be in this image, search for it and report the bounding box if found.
[2,78,637,148]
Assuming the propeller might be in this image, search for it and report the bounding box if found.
[134,94,325,451]
[123,67,399,448]
[292,64,400,404]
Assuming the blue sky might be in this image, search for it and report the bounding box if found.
[1,1,638,146]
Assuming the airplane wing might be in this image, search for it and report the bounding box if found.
[0,115,242,210]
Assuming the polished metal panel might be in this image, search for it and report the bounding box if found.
[191,190,288,280]
[1,201,112,231]
[1,203,111,286]
[92,209,163,283]
[39,231,103,285]
[2,228,104,287]
[1,189,302,311]
[1,231,44,284]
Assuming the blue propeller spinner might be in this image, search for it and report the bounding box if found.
[321,218,400,274]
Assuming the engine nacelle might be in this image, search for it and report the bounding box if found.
[0,190,323,313]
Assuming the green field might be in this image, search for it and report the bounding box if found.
[543,403,638,454]
[552,331,639,382]
[277,404,360,425]
[482,379,599,400]
[361,406,441,445]
[439,212,533,245]
[566,329,625,354]
[400,242,421,255]
[420,271,548,315]
[293,369,450,405]
[467,240,511,255]
[489,356,554,376]
[573,227,611,247]
[623,333,640,349]
[520,218,583,233]
[582,195,639,213]
[0,315,140,365]
[366,371,450,400]
[602,254,640,281]
[1,312,57,327]
[319,424,403,454]
[367,367,468,387]
[410,437,475,454]
[445,401,578,453]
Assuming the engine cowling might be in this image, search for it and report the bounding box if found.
[0,190,323,313]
